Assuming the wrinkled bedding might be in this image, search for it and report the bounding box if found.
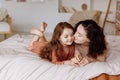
[0,34,120,80]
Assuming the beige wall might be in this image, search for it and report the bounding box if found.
[0,0,117,35]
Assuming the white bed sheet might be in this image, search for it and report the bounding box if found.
[0,34,120,80]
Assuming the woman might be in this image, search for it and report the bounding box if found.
[73,19,107,63]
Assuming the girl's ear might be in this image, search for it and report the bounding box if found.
[59,38,61,42]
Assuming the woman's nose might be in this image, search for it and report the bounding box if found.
[74,34,77,40]
[74,34,76,37]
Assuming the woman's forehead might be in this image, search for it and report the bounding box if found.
[77,25,86,35]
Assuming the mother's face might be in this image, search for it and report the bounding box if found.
[74,24,89,44]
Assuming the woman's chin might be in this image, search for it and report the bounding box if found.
[74,40,80,44]
[74,40,83,44]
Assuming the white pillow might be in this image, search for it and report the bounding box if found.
[0,8,8,21]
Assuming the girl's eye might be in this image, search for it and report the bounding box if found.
[64,35,68,38]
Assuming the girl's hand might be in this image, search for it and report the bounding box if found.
[64,60,79,67]
[65,56,81,66]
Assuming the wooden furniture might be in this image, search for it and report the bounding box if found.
[90,73,120,80]
[115,0,120,35]
[0,14,12,39]
[102,0,116,30]
[90,1,120,80]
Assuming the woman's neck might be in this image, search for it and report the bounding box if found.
[75,42,89,57]
[83,42,89,46]
[76,42,89,47]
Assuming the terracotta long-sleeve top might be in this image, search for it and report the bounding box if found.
[51,45,75,64]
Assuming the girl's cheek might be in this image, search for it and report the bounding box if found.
[73,36,75,40]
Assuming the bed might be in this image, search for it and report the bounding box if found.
[0,34,120,80]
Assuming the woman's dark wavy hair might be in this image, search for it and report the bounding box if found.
[74,20,107,59]
[39,22,74,61]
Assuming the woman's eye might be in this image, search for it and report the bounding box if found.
[78,34,82,37]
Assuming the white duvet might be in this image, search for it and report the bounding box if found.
[0,34,120,80]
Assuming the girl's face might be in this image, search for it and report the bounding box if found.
[59,28,74,46]
[74,24,89,44]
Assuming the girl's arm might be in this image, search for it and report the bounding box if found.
[51,49,89,66]
[51,49,64,64]
[51,49,77,65]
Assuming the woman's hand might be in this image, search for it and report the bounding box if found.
[78,57,89,67]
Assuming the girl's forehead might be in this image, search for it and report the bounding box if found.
[62,28,73,34]
[63,28,73,31]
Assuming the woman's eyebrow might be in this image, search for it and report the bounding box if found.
[77,31,81,35]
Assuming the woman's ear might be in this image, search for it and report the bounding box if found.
[86,38,90,42]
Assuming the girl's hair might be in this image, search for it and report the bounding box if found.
[40,22,74,61]
[74,20,107,59]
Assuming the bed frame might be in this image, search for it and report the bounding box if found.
[90,73,120,80]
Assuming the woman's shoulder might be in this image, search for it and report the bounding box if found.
[97,50,107,62]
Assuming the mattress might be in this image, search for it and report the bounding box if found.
[0,34,120,80]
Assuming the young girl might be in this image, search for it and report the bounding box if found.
[29,22,78,65]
